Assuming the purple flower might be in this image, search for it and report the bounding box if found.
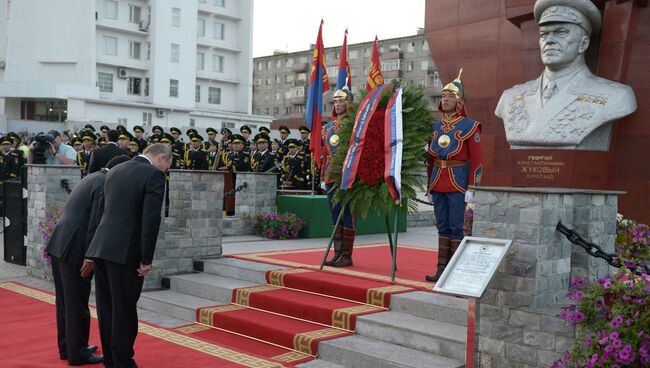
[604,280,613,289]
[611,315,624,328]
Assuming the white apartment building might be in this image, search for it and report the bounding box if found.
[0,0,271,135]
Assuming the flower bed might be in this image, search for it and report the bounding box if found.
[243,212,306,240]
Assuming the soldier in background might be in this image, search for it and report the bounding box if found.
[258,126,271,135]
[228,134,251,173]
[129,136,140,158]
[159,133,183,170]
[251,133,278,173]
[77,132,95,178]
[240,126,252,153]
[298,125,311,155]
[205,127,219,150]
[280,139,309,189]
[277,126,290,160]
[0,135,24,181]
[169,127,185,157]
[71,137,83,152]
[184,133,210,170]
[133,125,148,153]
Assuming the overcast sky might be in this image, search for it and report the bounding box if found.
[252,0,425,57]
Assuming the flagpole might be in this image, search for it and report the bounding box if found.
[320,205,344,270]
[391,202,400,282]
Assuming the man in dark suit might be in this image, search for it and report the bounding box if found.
[85,143,171,368]
[47,155,130,366]
[87,130,130,174]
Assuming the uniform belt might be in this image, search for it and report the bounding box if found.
[433,159,467,169]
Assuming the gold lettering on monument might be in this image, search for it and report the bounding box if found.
[516,155,564,181]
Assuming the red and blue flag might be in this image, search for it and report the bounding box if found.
[306,20,329,170]
[336,29,351,91]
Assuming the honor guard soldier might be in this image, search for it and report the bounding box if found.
[425,71,483,282]
[160,133,183,170]
[133,125,148,153]
[280,139,309,189]
[184,133,210,170]
[0,135,24,181]
[277,125,291,160]
[169,127,185,157]
[205,127,219,150]
[251,133,278,172]
[76,132,94,178]
[239,126,252,153]
[228,134,251,172]
[298,125,311,155]
[71,137,83,152]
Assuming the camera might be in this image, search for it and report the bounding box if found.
[32,134,54,165]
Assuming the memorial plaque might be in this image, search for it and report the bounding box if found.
[510,150,576,187]
[433,237,512,298]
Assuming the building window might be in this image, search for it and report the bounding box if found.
[297,73,306,82]
[190,119,196,127]
[265,77,271,86]
[285,58,294,68]
[349,50,359,59]
[264,107,269,115]
[255,78,262,86]
[274,75,280,84]
[266,60,271,69]
[171,8,181,27]
[381,59,401,72]
[170,43,180,63]
[432,71,441,86]
[213,22,225,40]
[127,77,142,95]
[273,107,279,115]
[407,42,415,53]
[197,52,205,71]
[215,0,225,7]
[284,90,291,99]
[420,60,428,71]
[144,77,150,96]
[143,112,152,124]
[97,72,113,92]
[208,87,221,104]
[146,42,151,60]
[255,108,260,115]
[275,92,280,100]
[326,66,338,78]
[103,0,118,19]
[212,55,224,73]
[169,79,179,97]
[257,62,262,71]
[128,41,141,60]
[422,40,429,51]
[197,18,206,37]
[195,85,201,102]
[103,36,117,56]
[285,74,294,83]
[299,56,308,64]
[285,106,292,114]
[276,59,282,68]
[291,86,304,97]
[406,61,413,71]
[128,5,141,23]
[364,48,371,57]
[389,44,400,52]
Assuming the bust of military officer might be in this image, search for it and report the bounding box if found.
[495,0,637,151]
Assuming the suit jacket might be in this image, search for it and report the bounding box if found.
[496,66,637,150]
[85,156,166,266]
[46,170,107,266]
[87,143,129,174]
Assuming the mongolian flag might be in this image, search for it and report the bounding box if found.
[306,20,329,171]
[340,84,387,190]
[384,87,403,202]
[365,36,384,91]
[336,29,351,91]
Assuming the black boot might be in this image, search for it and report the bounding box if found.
[426,237,451,282]
[332,227,355,267]
[324,226,344,266]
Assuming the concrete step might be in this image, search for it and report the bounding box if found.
[168,272,257,304]
[356,311,467,361]
[138,289,216,322]
[390,291,469,327]
[318,335,465,368]
[201,257,285,283]
[297,360,346,368]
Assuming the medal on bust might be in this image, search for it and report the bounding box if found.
[329,134,339,147]
[438,134,450,148]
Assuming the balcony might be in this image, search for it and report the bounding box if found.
[426,85,442,97]
[382,51,402,60]
[290,95,305,105]
[292,62,309,73]
[383,70,402,80]
[289,112,305,119]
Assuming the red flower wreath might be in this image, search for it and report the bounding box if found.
[356,108,386,186]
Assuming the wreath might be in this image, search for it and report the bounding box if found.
[328,81,433,219]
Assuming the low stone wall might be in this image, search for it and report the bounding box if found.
[26,165,81,280]
[406,210,435,228]
[472,187,620,367]
[233,172,278,216]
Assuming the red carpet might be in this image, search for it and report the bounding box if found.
[0,282,291,368]
[230,244,437,290]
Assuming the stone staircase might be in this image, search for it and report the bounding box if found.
[221,216,253,236]
[138,258,469,368]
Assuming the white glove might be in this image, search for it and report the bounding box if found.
[464,190,475,203]
[320,181,327,191]
[426,193,433,204]
[423,143,429,152]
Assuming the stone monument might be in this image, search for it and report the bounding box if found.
[495,0,637,151]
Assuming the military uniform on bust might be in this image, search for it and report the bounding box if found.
[280,139,309,190]
[321,88,356,267]
[184,133,210,170]
[426,71,484,282]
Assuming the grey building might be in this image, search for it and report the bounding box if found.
[252,30,441,129]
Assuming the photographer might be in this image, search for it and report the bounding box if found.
[27,130,76,165]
